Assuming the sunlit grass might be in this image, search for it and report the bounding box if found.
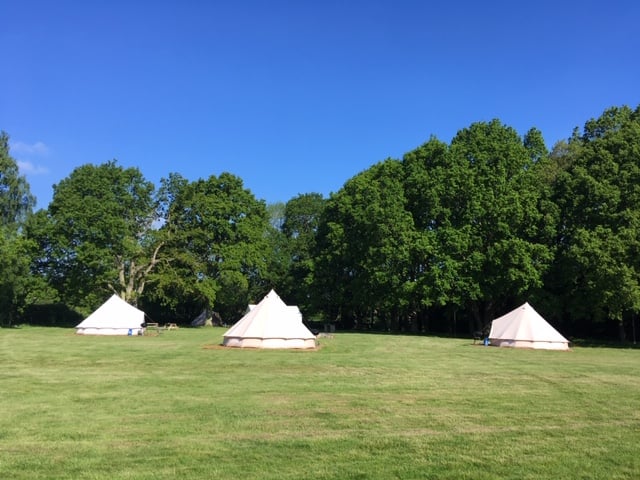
[0,327,638,479]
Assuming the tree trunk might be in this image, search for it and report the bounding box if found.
[618,319,627,343]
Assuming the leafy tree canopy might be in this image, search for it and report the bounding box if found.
[0,131,35,228]
[41,160,160,311]
[0,131,37,325]
[552,106,640,332]
[149,172,269,322]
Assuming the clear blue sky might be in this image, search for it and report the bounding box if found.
[2,1,639,209]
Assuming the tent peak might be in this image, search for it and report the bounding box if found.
[263,289,283,302]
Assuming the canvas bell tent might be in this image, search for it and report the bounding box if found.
[75,294,146,336]
[222,289,316,349]
[191,310,212,327]
[488,302,570,350]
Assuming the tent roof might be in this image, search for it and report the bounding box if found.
[489,302,569,345]
[76,294,145,329]
[223,289,314,341]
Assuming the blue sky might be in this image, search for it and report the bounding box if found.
[2,1,639,209]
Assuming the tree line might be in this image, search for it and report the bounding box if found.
[2,104,639,341]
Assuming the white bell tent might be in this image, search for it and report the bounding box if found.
[223,290,316,349]
[489,302,570,350]
[75,294,146,336]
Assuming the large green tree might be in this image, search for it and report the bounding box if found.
[402,121,553,330]
[446,121,553,327]
[313,159,416,329]
[0,132,35,227]
[551,105,640,339]
[0,231,33,326]
[36,161,161,312]
[148,172,269,322]
[403,137,469,333]
[402,137,462,330]
[279,193,326,313]
[0,131,37,326]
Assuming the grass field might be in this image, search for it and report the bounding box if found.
[1,327,638,479]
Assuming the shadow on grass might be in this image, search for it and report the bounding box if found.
[569,338,640,349]
[323,329,640,349]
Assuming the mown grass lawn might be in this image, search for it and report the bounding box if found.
[0,326,638,479]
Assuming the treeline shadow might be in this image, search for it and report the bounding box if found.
[569,338,640,349]
[319,327,639,349]
[20,303,83,328]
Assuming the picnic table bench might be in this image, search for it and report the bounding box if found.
[144,322,179,335]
